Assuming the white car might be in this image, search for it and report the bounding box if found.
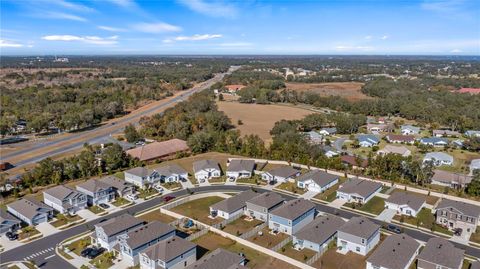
[126,193,138,201]
[153,185,164,193]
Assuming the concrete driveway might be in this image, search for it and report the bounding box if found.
[180,178,194,189]
[301,190,318,200]
[76,209,98,221]
[0,233,24,251]
[36,222,58,237]
[329,198,347,209]
[375,208,397,222]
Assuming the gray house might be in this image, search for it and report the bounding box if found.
[0,209,21,234]
[139,236,197,269]
[423,152,454,166]
[185,248,246,269]
[76,179,115,206]
[93,213,145,251]
[156,164,188,183]
[209,190,259,220]
[356,134,380,147]
[385,191,426,217]
[7,198,53,226]
[193,160,221,181]
[43,185,87,214]
[124,167,161,189]
[268,198,316,235]
[226,159,255,180]
[417,237,464,269]
[261,166,300,183]
[297,170,339,193]
[337,216,380,256]
[245,192,284,221]
[431,169,472,188]
[366,233,420,269]
[98,176,134,198]
[293,214,345,253]
[336,178,382,204]
[419,137,449,147]
[435,198,480,233]
[401,125,420,135]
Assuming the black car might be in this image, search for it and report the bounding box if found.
[5,231,18,241]
[269,180,276,185]
[454,228,463,236]
[386,224,402,234]
[99,203,110,209]
[99,218,108,223]
[81,247,93,257]
[86,247,105,259]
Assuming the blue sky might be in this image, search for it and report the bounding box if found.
[1,0,479,55]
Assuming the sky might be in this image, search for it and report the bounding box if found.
[1,0,479,55]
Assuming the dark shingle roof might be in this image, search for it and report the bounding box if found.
[7,198,53,220]
[435,198,480,217]
[246,192,284,209]
[76,179,111,193]
[337,178,382,198]
[270,199,315,221]
[367,234,420,269]
[386,192,426,212]
[0,209,20,224]
[141,236,196,262]
[98,176,133,192]
[294,214,345,244]
[417,237,464,269]
[297,170,338,188]
[338,216,380,239]
[193,160,220,172]
[156,164,187,176]
[266,166,299,178]
[125,167,153,178]
[210,190,260,214]
[227,160,255,173]
[186,248,245,269]
[43,185,82,201]
[96,213,144,237]
[124,221,175,250]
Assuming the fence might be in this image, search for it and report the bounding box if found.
[212,211,243,229]
[305,247,326,266]
[239,222,267,239]
[186,228,209,241]
[270,236,292,252]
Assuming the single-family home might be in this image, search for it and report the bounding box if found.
[7,198,53,226]
[341,155,369,169]
[156,164,188,183]
[367,123,393,133]
[245,192,284,221]
[293,214,345,253]
[366,233,420,269]
[126,139,190,162]
[435,198,480,233]
[224,84,246,93]
[356,134,380,147]
[209,190,259,220]
[433,129,461,137]
[452,139,464,148]
[385,192,426,217]
[193,160,221,181]
[185,248,246,269]
[423,152,454,166]
[43,185,87,215]
[337,216,380,256]
[226,159,255,180]
[261,166,300,183]
[304,131,323,144]
[401,125,420,135]
[139,236,197,269]
[297,170,339,193]
[377,145,411,157]
[98,176,134,198]
[118,221,176,266]
[93,213,145,251]
[0,209,21,234]
[124,167,161,189]
[336,178,382,204]
[385,134,415,144]
[319,127,337,136]
[431,170,472,188]
[76,179,115,206]
[470,159,480,174]
[465,130,480,138]
[419,137,449,147]
[321,146,339,158]
[268,198,316,235]
[417,237,464,269]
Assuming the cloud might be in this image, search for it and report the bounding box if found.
[132,22,182,33]
[335,45,375,51]
[53,0,95,12]
[44,11,87,21]
[450,49,462,53]
[173,34,222,41]
[177,0,237,18]
[105,0,137,8]
[364,35,372,40]
[0,40,24,48]
[381,35,389,40]
[98,26,127,32]
[42,35,118,45]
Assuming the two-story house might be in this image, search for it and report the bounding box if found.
[92,213,145,251]
[139,236,197,269]
[293,214,345,253]
[435,198,480,234]
[209,190,260,220]
[76,179,115,206]
[124,167,161,189]
[337,216,380,256]
[245,192,284,221]
[366,233,420,269]
[268,198,316,235]
[98,176,134,198]
[185,248,246,269]
[43,185,87,215]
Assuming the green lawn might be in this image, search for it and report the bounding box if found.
[357,196,385,215]
[470,227,480,244]
[275,181,306,195]
[138,188,158,199]
[209,176,226,184]
[67,237,91,256]
[171,196,225,225]
[393,208,453,236]
[278,241,316,262]
[50,214,82,228]
[314,177,347,202]
[113,171,125,180]
[162,182,182,190]
[236,175,267,185]
[138,210,176,223]
[18,226,41,241]
[111,197,131,207]
[89,252,115,269]
[88,205,105,215]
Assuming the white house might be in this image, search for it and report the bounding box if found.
[336,178,382,204]
[423,152,454,166]
[93,213,144,251]
[7,198,53,226]
[470,159,480,175]
[261,166,300,183]
[193,160,221,181]
[209,190,259,220]
[337,217,380,256]
[156,164,189,183]
[319,127,337,136]
[297,170,339,193]
[385,192,426,217]
[419,137,449,147]
[226,159,255,180]
[124,167,161,189]
[366,234,420,269]
[356,134,380,147]
[293,214,345,253]
[139,236,197,269]
[43,185,87,215]
[401,125,420,135]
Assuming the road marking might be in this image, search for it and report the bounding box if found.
[44,254,55,260]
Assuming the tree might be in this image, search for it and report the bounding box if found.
[102,144,128,173]
[466,172,480,196]
[187,131,215,153]
[124,124,142,143]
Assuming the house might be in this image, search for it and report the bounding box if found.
[224,84,246,93]
[0,209,21,234]
[304,131,323,144]
[297,170,339,193]
[470,159,480,174]
[433,129,461,137]
[385,192,426,217]
[356,134,380,147]
[419,137,449,147]
[43,185,87,215]
[126,139,190,162]
[401,125,420,135]
[124,167,161,189]
[452,139,464,148]
[93,213,145,251]
[336,178,382,204]
[367,123,392,133]
[98,176,135,198]
[341,155,369,169]
[245,192,284,221]
[76,179,115,206]
[321,146,339,158]
[337,216,380,256]
[156,164,189,183]
[377,145,411,157]
[435,198,480,233]
[226,159,255,180]
[423,152,454,166]
[385,134,415,144]
[6,198,53,226]
[261,166,300,183]
[456,87,480,94]
[185,248,246,269]
[209,190,260,220]
[318,127,337,136]
[268,198,316,235]
[366,233,420,269]
[139,236,197,269]
[417,237,464,269]
[193,160,221,181]
[431,170,472,188]
[118,221,176,266]
[465,130,480,137]
[293,214,345,253]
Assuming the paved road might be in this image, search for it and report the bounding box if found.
[1,185,479,269]
[333,137,347,152]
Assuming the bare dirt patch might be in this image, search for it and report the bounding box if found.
[286,82,371,102]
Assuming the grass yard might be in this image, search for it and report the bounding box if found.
[470,227,480,244]
[275,181,306,195]
[113,171,124,180]
[18,226,41,241]
[138,188,158,199]
[88,205,105,215]
[314,177,347,202]
[223,218,263,236]
[236,175,266,185]
[50,214,82,228]
[111,197,131,207]
[161,182,182,190]
[278,241,316,262]
[171,196,225,225]
[393,208,453,236]
[89,252,115,269]
[248,227,289,249]
[209,176,226,184]
[138,210,176,223]
[67,237,91,256]
[357,196,385,215]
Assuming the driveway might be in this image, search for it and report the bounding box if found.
[375,208,397,223]
[263,181,281,190]
[334,137,347,152]
[76,209,98,221]
[329,198,347,209]
[36,222,58,237]
[301,190,318,200]
[198,179,211,187]
[0,233,23,251]
[180,178,194,189]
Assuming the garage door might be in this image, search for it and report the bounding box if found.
[307,184,321,192]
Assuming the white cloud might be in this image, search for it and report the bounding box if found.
[42,35,118,45]
[106,0,137,8]
[174,34,222,41]
[132,22,182,33]
[364,35,372,40]
[98,26,127,32]
[450,49,462,53]
[177,0,237,18]
[44,11,87,21]
[53,0,95,12]
[0,40,24,48]
[381,35,389,40]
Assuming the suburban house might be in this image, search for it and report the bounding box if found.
[419,137,449,147]
[336,178,382,204]
[465,130,480,137]
[98,176,134,198]
[341,155,368,169]
[43,185,87,215]
[139,236,197,269]
[401,125,420,135]
[226,159,255,180]
[304,131,323,144]
[193,160,221,181]
[433,129,461,137]
[319,127,337,136]
[76,179,115,205]
[156,164,189,183]
[124,167,161,189]
[385,134,415,144]
[245,192,284,221]
[423,152,454,166]
[431,169,472,188]
[356,134,380,147]
[417,237,464,269]
[452,139,464,148]
[126,139,190,162]
[435,198,480,233]
[93,213,145,251]
[209,190,259,220]
[293,214,345,253]
[367,123,393,133]
[377,145,411,157]
[337,216,380,256]
[321,145,339,158]
[185,248,246,269]
[366,233,420,269]
[261,166,300,183]
[296,170,339,193]
[224,84,246,93]
[385,192,426,217]
[268,198,316,235]
[7,198,53,226]
[0,209,21,234]
[470,159,480,174]
[118,221,176,266]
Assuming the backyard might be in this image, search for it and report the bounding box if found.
[222,217,264,236]
[248,227,290,249]
[278,241,316,262]
[171,196,225,225]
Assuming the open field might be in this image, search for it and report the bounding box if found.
[285,82,370,102]
[138,210,176,223]
[171,196,225,225]
[217,101,314,143]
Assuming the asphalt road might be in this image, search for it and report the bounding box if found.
[1,185,478,269]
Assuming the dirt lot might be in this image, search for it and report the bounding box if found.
[286,82,371,102]
[217,101,314,143]
[137,210,176,223]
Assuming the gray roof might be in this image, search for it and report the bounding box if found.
[157,164,188,177]
[270,198,315,221]
[96,213,144,237]
[297,170,338,188]
[141,236,196,262]
[7,198,53,220]
[98,176,133,192]
[266,166,299,178]
[43,185,82,201]
[386,192,426,211]
[424,152,453,163]
[76,179,111,193]
[356,134,380,144]
[193,160,220,172]
[0,209,20,224]
[420,137,449,144]
[471,261,480,269]
[471,159,480,170]
[211,190,260,213]
[417,237,464,269]
[294,214,345,244]
[337,178,382,198]
[433,129,460,136]
[401,125,420,132]
[246,192,284,209]
[435,198,480,217]
[124,221,175,250]
[125,167,153,178]
[367,233,420,269]
[186,248,245,269]
[338,216,380,239]
[431,170,472,185]
[227,160,255,173]
[320,127,337,134]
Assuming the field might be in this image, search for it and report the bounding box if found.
[137,210,176,223]
[285,82,370,102]
[170,196,225,225]
[217,101,314,143]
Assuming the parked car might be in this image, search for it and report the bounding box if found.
[99,203,110,209]
[163,195,175,202]
[126,193,139,201]
[153,185,164,193]
[98,218,108,223]
[228,177,236,182]
[86,247,105,259]
[81,247,93,257]
[454,228,463,236]
[269,180,276,185]
[386,224,402,234]
[5,231,18,241]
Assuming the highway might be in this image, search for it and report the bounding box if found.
[1,185,478,269]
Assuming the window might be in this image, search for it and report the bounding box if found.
[361,239,365,244]
[184,261,187,267]
[356,247,360,252]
